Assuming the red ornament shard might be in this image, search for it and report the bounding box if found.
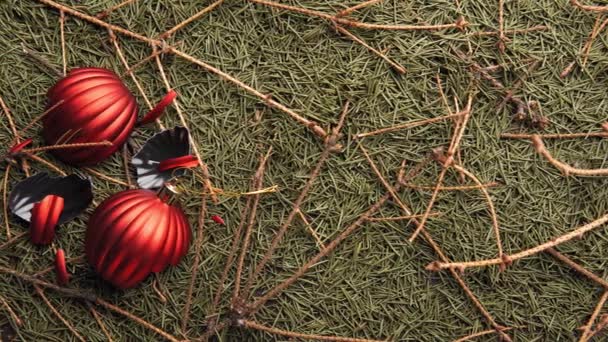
[29,195,65,245]
[85,189,191,289]
[8,138,33,155]
[138,90,177,126]
[55,249,70,286]
[43,67,138,166]
[157,155,199,172]
[211,215,225,225]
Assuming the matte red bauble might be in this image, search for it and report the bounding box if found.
[85,188,191,289]
[43,67,138,166]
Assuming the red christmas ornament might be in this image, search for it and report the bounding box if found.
[30,194,64,245]
[85,187,191,289]
[43,67,176,166]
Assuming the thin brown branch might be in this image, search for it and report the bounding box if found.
[3,164,12,239]
[122,145,133,187]
[497,0,507,53]
[158,0,225,39]
[546,248,608,289]
[580,291,608,342]
[334,25,406,74]
[241,319,387,342]
[468,25,548,36]
[452,164,502,259]
[181,196,207,333]
[22,141,112,154]
[0,96,19,141]
[571,0,608,12]
[0,266,180,342]
[336,0,384,17]
[151,277,167,303]
[501,131,608,139]
[297,209,326,249]
[153,48,219,203]
[453,327,514,342]
[21,44,63,78]
[248,0,468,31]
[0,294,23,327]
[243,103,349,300]
[587,314,608,339]
[234,147,273,302]
[531,135,608,176]
[23,153,67,176]
[582,16,608,66]
[385,161,511,340]
[60,10,67,76]
[97,0,138,18]
[354,112,464,139]
[34,285,85,342]
[367,212,441,222]
[83,167,132,187]
[37,0,329,139]
[88,304,114,342]
[121,47,170,76]
[403,181,499,191]
[427,211,608,271]
[17,100,65,136]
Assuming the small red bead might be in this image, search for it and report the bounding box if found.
[211,215,225,225]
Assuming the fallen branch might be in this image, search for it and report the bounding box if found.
[241,319,387,342]
[531,135,608,176]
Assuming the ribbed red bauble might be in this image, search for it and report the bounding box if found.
[85,186,191,289]
[43,67,138,166]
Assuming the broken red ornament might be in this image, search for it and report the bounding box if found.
[9,173,93,245]
[43,67,176,166]
[211,215,225,225]
[85,184,191,289]
[55,249,70,286]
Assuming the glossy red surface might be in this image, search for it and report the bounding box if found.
[55,249,69,286]
[157,155,199,172]
[43,67,138,166]
[85,189,191,289]
[30,194,64,245]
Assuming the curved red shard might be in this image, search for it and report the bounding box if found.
[138,90,177,126]
[9,138,33,155]
[211,215,225,225]
[157,155,198,172]
[29,195,65,245]
[55,249,70,286]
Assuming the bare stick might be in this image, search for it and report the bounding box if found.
[404,182,499,191]
[243,103,349,299]
[571,0,608,12]
[122,48,166,76]
[587,314,608,339]
[97,0,138,18]
[83,167,132,187]
[181,196,207,333]
[0,266,180,342]
[501,131,608,139]
[497,0,507,53]
[468,25,547,36]
[354,112,464,139]
[122,145,133,187]
[452,164,502,259]
[3,164,12,239]
[107,29,162,129]
[580,291,608,341]
[23,153,67,176]
[154,48,219,203]
[34,285,85,342]
[241,319,387,342]
[158,0,225,39]
[0,294,23,327]
[427,211,608,271]
[60,10,67,76]
[297,209,326,249]
[247,0,468,31]
[88,304,114,342]
[0,96,19,141]
[453,327,514,342]
[582,16,608,66]
[336,0,384,17]
[334,25,406,74]
[23,141,112,154]
[546,248,608,289]
[367,212,441,222]
[531,135,608,176]
[36,0,328,139]
[234,147,273,301]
